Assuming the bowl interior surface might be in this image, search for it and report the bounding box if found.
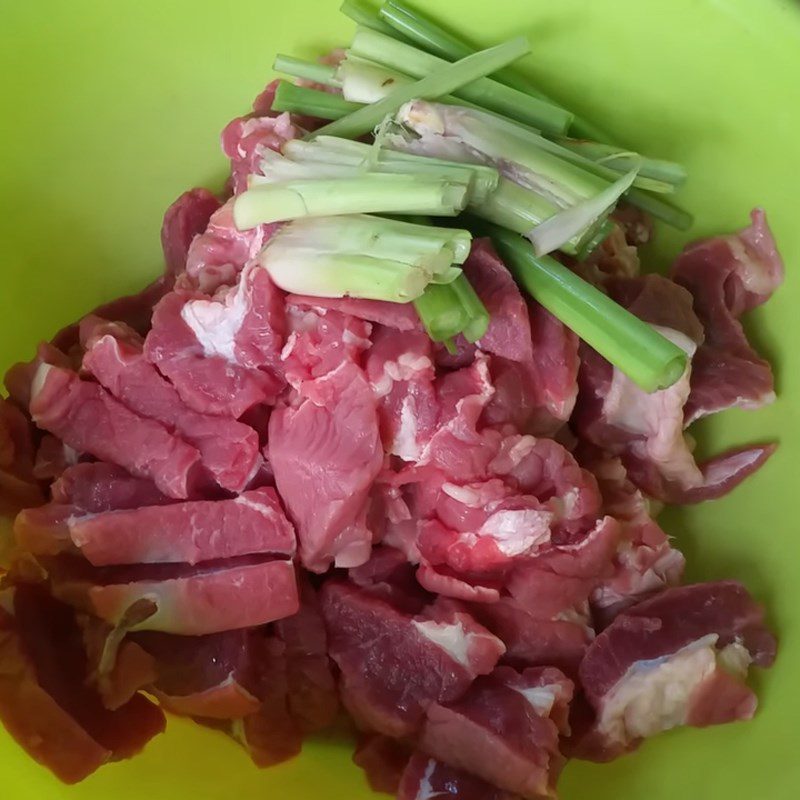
[1,1,799,797]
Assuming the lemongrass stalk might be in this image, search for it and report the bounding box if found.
[526,169,638,256]
[474,221,687,391]
[414,275,489,342]
[558,139,687,187]
[625,188,694,230]
[310,36,531,139]
[337,55,413,103]
[377,0,613,142]
[340,0,399,37]
[282,136,500,203]
[348,27,571,135]
[233,175,469,229]
[271,82,361,120]
[261,246,434,301]
[272,55,341,87]
[270,214,472,274]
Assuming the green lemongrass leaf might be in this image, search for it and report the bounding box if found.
[233,175,469,228]
[271,82,361,120]
[473,220,688,391]
[310,35,531,140]
[348,27,571,134]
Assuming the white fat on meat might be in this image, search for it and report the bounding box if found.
[181,281,251,363]
[414,759,439,800]
[596,633,753,743]
[393,396,422,462]
[412,619,485,669]
[478,508,553,557]
[511,684,560,717]
[603,326,702,487]
[30,363,53,401]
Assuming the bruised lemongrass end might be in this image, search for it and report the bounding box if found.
[271,81,362,120]
[348,27,572,135]
[233,175,469,229]
[337,55,413,103]
[310,36,531,140]
[258,214,471,302]
[474,219,688,391]
[526,168,639,256]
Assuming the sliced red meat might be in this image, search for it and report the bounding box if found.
[132,629,260,719]
[4,341,74,411]
[419,665,573,800]
[0,398,43,516]
[574,273,772,503]
[29,364,201,500]
[349,545,432,614]
[287,294,423,332]
[181,198,280,293]
[79,616,158,710]
[17,487,295,566]
[463,240,579,434]
[365,326,438,462]
[281,304,372,388]
[269,362,383,572]
[0,585,164,784]
[51,462,171,512]
[82,322,262,492]
[398,753,522,800]
[577,447,685,624]
[221,111,299,195]
[353,734,413,795]
[489,434,602,538]
[46,555,299,635]
[160,188,222,281]
[274,576,338,733]
[32,434,80,482]
[144,287,283,417]
[572,581,777,762]
[321,581,504,737]
[473,516,620,674]
[671,209,783,424]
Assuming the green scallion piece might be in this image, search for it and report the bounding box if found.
[474,220,688,391]
[310,35,531,140]
[271,82,361,120]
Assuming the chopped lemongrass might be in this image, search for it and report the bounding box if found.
[395,98,676,195]
[258,214,471,302]
[281,136,500,204]
[526,168,639,256]
[310,36,532,140]
[558,139,687,187]
[414,275,489,343]
[348,27,572,135]
[340,0,400,37]
[272,55,341,87]
[473,220,688,391]
[268,214,472,275]
[337,55,413,103]
[271,81,362,120]
[233,175,469,229]
[396,101,609,205]
[262,247,435,301]
[377,1,613,142]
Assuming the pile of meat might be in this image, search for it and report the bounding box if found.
[0,80,782,797]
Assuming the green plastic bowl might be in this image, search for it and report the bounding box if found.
[1,1,798,797]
